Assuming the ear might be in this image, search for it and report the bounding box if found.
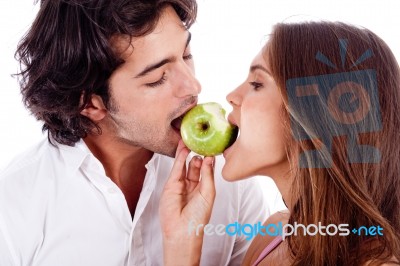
[80,94,108,122]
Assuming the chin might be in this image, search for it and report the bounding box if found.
[158,143,178,158]
[222,165,252,182]
[143,134,178,158]
[151,146,174,158]
[160,132,181,157]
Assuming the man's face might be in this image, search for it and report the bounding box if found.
[105,5,201,157]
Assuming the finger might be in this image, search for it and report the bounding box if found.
[168,144,190,183]
[185,156,202,193]
[187,156,202,182]
[199,156,216,203]
[175,140,186,158]
[175,140,189,181]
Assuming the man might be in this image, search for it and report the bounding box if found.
[0,0,268,265]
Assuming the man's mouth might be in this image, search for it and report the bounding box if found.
[171,115,184,132]
[171,104,197,133]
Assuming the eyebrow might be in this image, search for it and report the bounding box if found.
[134,32,192,78]
[249,64,272,76]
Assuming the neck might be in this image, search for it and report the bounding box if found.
[83,133,154,216]
[261,161,293,212]
[272,175,293,211]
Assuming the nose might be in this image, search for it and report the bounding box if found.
[226,84,243,108]
[174,62,202,98]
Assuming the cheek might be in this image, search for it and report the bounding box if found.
[240,103,287,161]
[110,85,172,119]
[110,96,170,131]
[242,100,283,141]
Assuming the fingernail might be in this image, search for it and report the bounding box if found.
[204,156,214,166]
[194,156,202,167]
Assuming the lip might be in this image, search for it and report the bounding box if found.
[223,113,239,159]
[170,102,198,133]
[227,113,238,127]
[223,143,234,158]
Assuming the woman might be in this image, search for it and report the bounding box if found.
[160,21,400,265]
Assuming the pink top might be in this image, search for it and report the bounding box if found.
[251,236,283,266]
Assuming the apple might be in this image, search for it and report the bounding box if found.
[180,102,238,156]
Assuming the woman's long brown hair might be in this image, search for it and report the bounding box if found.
[266,22,400,265]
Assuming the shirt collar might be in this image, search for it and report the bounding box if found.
[54,137,165,183]
[53,138,92,171]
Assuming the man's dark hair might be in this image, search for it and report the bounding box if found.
[16,0,197,145]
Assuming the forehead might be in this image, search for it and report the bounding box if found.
[251,49,269,69]
[111,5,187,59]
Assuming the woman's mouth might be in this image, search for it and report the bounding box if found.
[223,128,239,158]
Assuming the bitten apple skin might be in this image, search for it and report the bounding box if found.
[180,102,238,156]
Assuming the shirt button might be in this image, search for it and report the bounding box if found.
[108,187,118,194]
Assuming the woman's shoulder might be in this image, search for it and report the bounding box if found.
[262,209,290,226]
[242,210,290,265]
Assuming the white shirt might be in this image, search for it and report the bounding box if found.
[0,138,269,266]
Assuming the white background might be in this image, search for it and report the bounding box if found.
[1,0,399,213]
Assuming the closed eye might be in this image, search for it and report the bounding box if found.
[183,54,193,61]
[146,73,166,88]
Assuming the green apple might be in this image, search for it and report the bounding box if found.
[180,102,238,156]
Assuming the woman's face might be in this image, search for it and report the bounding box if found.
[222,49,289,181]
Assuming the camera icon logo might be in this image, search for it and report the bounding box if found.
[286,39,382,168]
